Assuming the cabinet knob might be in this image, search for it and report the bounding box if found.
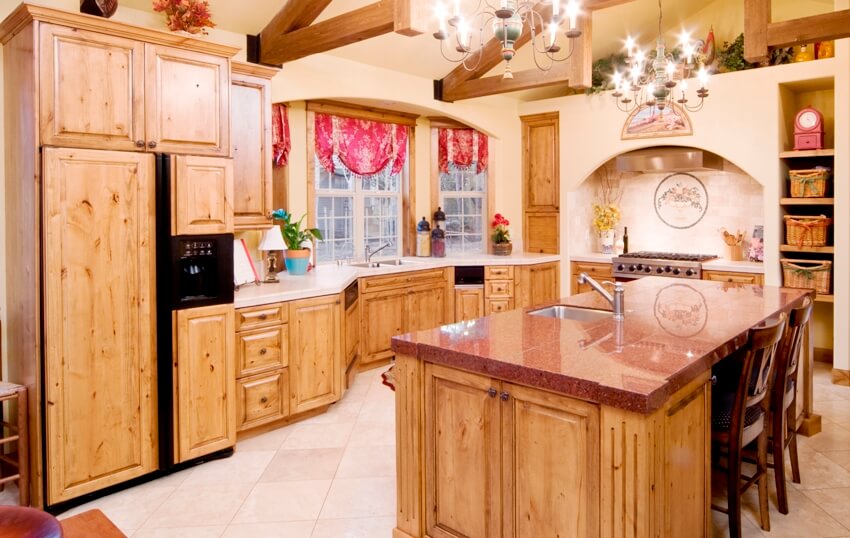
[711,375,717,386]
[260,396,268,404]
[500,391,510,401]
[148,141,158,149]
[135,140,145,148]
[488,387,497,398]
[258,314,268,320]
[259,348,267,355]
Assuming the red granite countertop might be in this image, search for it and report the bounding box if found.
[391,277,812,414]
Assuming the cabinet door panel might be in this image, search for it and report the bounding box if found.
[231,72,273,229]
[289,296,341,414]
[43,148,156,504]
[238,370,289,431]
[175,304,236,463]
[146,44,229,156]
[518,262,561,308]
[237,325,288,377]
[454,287,484,322]
[40,25,145,151]
[361,290,406,364]
[425,364,501,538]
[172,155,234,235]
[502,383,600,538]
[407,284,448,333]
[524,212,559,254]
[703,270,764,285]
[345,301,360,369]
[523,115,559,212]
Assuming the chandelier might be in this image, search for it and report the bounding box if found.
[432,0,583,79]
[611,0,710,113]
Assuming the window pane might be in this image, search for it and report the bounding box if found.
[316,195,354,263]
[463,197,483,215]
[364,196,399,255]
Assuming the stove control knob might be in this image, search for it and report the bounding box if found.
[644,266,652,273]
[656,267,664,274]
[672,268,681,275]
[664,266,673,273]
[636,264,644,271]
[629,265,636,272]
[617,264,625,271]
[685,269,695,277]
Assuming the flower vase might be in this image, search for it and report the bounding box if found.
[283,249,311,275]
[599,230,616,255]
[493,242,512,256]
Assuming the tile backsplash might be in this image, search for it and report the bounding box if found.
[569,167,764,257]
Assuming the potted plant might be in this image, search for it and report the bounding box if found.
[271,209,323,276]
[593,204,621,255]
[492,213,512,256]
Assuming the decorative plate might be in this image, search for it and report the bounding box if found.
[654,172,709,229]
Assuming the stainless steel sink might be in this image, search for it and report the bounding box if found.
[348,259,413,268]
[529,305,612,322]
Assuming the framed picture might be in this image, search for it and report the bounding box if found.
[621,103,693,140]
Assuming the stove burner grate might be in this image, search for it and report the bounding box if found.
[617,251,719,262]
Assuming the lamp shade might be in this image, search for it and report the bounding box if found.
[258,226,287,251]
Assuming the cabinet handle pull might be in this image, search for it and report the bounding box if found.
[258,314,268,320]
[711,375,717,386]
[260,396,268,404]
[135,140,145,148]
[488,388,497,398]
[148,141,158,149]
[259,348,267,355]
[500,391,510,401]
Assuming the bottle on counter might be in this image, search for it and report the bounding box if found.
[623,227,629,254]
[433,206,446,230]
[416,217,431,257]
[431,224,446,258]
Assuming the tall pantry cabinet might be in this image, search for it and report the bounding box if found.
[0,4,238,507]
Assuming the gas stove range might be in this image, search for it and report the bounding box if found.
[612,251,719,280]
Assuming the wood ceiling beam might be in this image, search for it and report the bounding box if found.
[442,61,572,102]
[566,12,592,89]
[743,0,770,63]
[257,0,333,63]
[259,1,395,65]
[395,0,430,36]
[766,9,850,49]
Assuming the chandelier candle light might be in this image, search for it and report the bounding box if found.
[433,0,583,79]
[611,0,710,113]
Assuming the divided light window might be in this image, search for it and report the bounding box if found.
[315,154,405,264]
[439,162,487,254]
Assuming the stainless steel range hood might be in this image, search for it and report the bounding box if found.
[615,147,725,173]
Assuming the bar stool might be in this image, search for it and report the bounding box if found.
[770,297,813,514]
[711,314,785,538]
[0,506,62,538]
[0,381,28,506]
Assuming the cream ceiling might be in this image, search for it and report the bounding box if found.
[121,0,835,98]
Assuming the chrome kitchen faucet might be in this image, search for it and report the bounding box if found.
[577,273,625,321]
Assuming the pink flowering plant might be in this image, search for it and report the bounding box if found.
[152,0,216,35]
[492,213,511,244]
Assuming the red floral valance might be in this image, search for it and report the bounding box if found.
[438,128,489,174]
[315,113,409,176]
[272,104,291,167]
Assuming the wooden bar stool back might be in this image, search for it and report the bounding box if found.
[711,314,785,538]
[770,297,813,514]
[0,382,29,506]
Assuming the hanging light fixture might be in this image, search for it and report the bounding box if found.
[611,0,710,113]
[433,0,583,79]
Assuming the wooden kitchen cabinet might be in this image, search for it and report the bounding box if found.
[236,325,288,378]
[423,363,599,538]
[231,62,278,230]
[237,369,289,431]
[522,113,560,254]
[517,262,561,308]
[408,284,449,333]
[344,290,361,386]
[42,148,157,504]
[702,270,764,285]
[174,304,236,464]
[484,265,516,315]
[455,286,484,322]
[288,295,342,415]
[570,261,613,295]
[39,24,145,151]
[171,155,234,235]
[361,289,408,364]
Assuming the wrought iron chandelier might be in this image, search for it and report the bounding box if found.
[611,0,710,113]
[432,0,583,79]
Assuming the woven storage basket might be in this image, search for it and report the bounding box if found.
[781,258,831,295]
[789,168,830,198]
[784,215,830,247]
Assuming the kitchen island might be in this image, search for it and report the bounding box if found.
[390,277,811,538]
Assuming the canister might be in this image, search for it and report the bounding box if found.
[416,217,431,257]
[431,224,446,258]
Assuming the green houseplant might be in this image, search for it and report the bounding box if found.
[272,209,323,275]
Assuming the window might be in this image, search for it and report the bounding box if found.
[439,162,487,254]
[315,154,404,264]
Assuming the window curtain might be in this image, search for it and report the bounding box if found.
[315,113,409,177]
[438,128,489,174]
[272,103,291,167]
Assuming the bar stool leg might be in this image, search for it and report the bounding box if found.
[757,430,771,531]
[17,387,28,507]
[787,404,801,484]
[727,448,743,538]
[773,407,790,514]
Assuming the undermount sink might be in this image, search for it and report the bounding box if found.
[529,305,612,322]
[349,259,414,268]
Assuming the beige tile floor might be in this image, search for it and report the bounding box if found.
[2,362,850,537]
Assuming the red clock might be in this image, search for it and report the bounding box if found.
[794,106,825,150]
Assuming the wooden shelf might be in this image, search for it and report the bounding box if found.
[780,245,835,254]
[815,295,834,304]
[780,198,834,205]
[779,149,835,158]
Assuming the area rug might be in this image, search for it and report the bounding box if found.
[381,365,395,391]
[61,509,125,538]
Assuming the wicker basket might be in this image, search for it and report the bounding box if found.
[781,258,831,295]
[784,215,831,247]
[789,168,830,198]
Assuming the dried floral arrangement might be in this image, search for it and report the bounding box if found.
[592,162,626,233]
[152,0,215,35]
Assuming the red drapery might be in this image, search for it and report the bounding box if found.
[315,113,409,176]
[438,128,489,174]
[272,103,291,167]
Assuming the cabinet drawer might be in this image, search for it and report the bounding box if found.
[237,325,288,377]
[485,266,514,280]
[703,271,764,285]
[360,268,448,293]
[485,280,514,298]
[572,262,613,279]
[237,303,287,330]
[237,369,289,431]
[486,299,514,314]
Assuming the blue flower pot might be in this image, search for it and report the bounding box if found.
[284,249,310,275]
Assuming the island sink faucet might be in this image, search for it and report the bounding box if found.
[365,242,392,265]
[577,272,625,321]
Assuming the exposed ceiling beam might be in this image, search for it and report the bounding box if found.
[566,13,592,89]
[442,61,573,102]
[766,9,850,49]
[259,1,395,65]
[395,0,430,36]
[257,0,333,64]
[743,0,770,63]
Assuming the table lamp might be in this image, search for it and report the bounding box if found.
[258,226,287,283]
